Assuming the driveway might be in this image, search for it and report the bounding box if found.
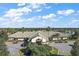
[5,41,23,56]
[49,41,75,56]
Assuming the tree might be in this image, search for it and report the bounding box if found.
[0,30,8,44]
[0,45,9,56]
[71,39,79,56]
[70,31,79,40]
[23,43,58,56]
[46,26,51,31]
[0,30,9,56]
[25,43,52,56]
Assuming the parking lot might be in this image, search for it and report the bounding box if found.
[5,41,23,56]
[5,40,75,56]
[49,41,75,56]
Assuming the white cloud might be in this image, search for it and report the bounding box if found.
[57,9,75,16]
[17,3,26,6]
[27,3,46,10]
[0,16,23,24]
[25,16,42,22]
[42,13,56,19]
[0,4,33,28]
[4,7,32,18]
[0,16,25,28]
[3,3,46,18]
[0,13,58,28]
[31,4,40,9]
[45,6,51,9]
[36,9,42,12]
[4,9,23,17]
[77,11,79,13]
[25,17,35,22]
[18,7,32,13]
[0,3,46,28]
[0,3,60,28]
[68,19,79,26]
[12,17,24,22]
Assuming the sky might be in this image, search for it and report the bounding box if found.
[0,3,79,28]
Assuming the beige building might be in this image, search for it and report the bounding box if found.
[8,31,71,43]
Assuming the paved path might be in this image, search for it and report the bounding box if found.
[5,42,23,56]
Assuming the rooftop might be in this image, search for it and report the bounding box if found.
[8,31,71,38]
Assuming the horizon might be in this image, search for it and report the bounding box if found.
[0,27,79,29]
[0,3,79,28]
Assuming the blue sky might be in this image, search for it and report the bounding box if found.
[0,3,79,28]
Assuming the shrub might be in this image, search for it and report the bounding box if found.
[0,45,9,56]
[50,48,59,55]
[0,31,9,56]
[24,43,53,56]
[19,48,25,56]
[71,40,79,56]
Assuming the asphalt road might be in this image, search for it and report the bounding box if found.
[6,42,23,56]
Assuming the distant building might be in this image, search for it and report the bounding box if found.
[8,31,71,43]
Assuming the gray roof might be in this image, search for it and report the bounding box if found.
[8,31,37,38]
[8,31,71,39]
